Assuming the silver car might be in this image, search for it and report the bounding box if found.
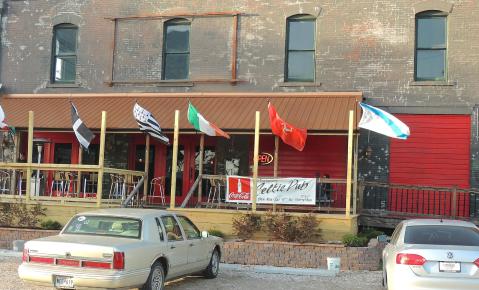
[18,208,223,290]
[382,219,479,290]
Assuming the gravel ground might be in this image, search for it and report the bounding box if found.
[1,256,383,290]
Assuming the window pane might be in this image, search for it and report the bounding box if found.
[165,23,190,53]
[164,54,189,80]
[55,56,76,82]
[54,143,72,164]
[55,28,77,54]
[177,216,200,239]
[287,51,314,81]
[416,50,445,80]
[161,216,184,241]
[404,225,479,246]
[288,20,315,50]
[63,215,142,239]
[417,17,446,48]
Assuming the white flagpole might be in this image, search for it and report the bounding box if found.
[170,110,180,209]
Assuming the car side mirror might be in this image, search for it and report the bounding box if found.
[377,234,391,243]
[201,230,209,239]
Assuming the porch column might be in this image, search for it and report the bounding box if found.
[143,134,150,202]
[352,134,359,215]
[96,111,107,207]
[198,134,204,203]
[25,111,34,202]
[345,110,354,216]
[252,111,260,212]
[170,110,180,209]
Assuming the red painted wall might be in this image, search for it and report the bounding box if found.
[389,114,471,216]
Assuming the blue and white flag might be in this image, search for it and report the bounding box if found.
[133,103,170,145]
[358,103,410,139]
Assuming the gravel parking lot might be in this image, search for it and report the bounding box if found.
[1,256,383,290]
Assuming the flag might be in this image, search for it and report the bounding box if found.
[133,103,169,144]
[358,102,410,139]
[0,105,7,128]
[188,102,230,139]
[71,103,95,149]
[268,102,307,151]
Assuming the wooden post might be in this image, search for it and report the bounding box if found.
[143,134,150,202]
[11,132,20,195]
[252,111,260,212]
[352,134,359,215]
[170,110,180,209]
[198,134,204,203]
[76,147,83,195]
[273,136,279,212]
[96,111,107,207]
[25,111,34,202]
[345,110,354,217]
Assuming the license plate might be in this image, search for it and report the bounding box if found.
[54,276,75,289]
[439,262,461,272]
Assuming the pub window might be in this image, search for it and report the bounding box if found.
[162,18,190,80]
[415,11,447,81]
[51,24,78,83]
[285,14,316,82]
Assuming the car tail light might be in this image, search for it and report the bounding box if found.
[474,258,479,268]
[396,253,426,266]
[113,252,124,270]
[22,248,28,262]
[83,261,111,269]
[29,256,55,264]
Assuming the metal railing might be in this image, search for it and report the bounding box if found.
[359,181,479,221]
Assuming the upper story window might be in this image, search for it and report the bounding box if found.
[162,18,190,80]
[285,14,316,82]
[415,11,447,81]
[52,23,78,83]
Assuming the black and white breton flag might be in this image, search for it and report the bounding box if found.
[71,103,95,150]
[133,103,169,144]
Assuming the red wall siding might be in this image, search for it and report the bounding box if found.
[257,135,347,178]
[390,114,470,188]
[389,114,471,216]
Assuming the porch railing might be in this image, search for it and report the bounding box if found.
[0,162,144,206]
[170,174,352,214]
[359,181,479,223]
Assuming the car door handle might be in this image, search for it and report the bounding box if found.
[170,245,176,249]
[189,243,195,247]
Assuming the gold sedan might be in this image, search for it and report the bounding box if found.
[18,208,223,290]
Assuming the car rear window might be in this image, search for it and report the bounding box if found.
[404,225,479,246]
[63,215,142,239]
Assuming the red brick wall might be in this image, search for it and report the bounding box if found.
[0,228,60,250]
[221,240,383,271]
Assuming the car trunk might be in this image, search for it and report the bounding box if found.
[403,244,479,278]
[24,234,139,268]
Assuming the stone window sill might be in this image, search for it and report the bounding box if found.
[279,82,321,87]
[46,83,81,88]
[409,80,455,86]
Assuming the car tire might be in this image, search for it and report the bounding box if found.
[203,249,220,279]
[142,262,165,290]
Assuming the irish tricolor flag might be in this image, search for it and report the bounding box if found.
[188,102,230,139]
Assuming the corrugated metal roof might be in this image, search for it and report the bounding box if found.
[0,92,362,132]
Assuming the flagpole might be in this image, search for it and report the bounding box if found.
[96,111,107,207]
[143,134,150,203]
[25,111,34,202]
[252,111,260,212]
[77,147,83,196]
[198,134,204,203]
[345,110,354,217]
[170,110,180,209]
[273,136,279,212]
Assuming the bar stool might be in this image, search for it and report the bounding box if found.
[149,177,166,206]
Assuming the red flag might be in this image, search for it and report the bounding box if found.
[268,102,307,151]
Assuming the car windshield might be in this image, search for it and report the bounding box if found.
[404,225,479,246]
[63,215,142,239]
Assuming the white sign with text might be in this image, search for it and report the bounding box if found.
[226,176,316,205]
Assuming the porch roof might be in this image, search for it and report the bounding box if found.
[0,92,362,132]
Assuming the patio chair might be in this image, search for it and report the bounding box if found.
[149,177,166,206]
[109,174,125,200]
[206,178,223,208]
[0,170,10,194]
[50,171,67,197]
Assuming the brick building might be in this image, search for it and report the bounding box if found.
[0,0,477,220]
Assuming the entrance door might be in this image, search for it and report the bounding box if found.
[135,145,155,196]
[165,145,186,205]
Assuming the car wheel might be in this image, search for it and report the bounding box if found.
[142,262,165,290]
[203,249,220,279]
